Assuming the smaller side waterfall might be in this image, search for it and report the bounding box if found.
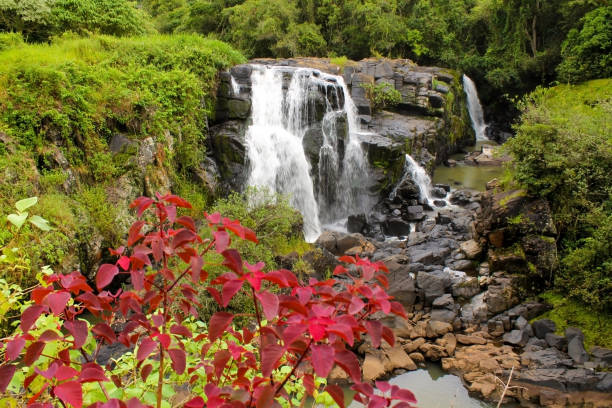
[404,154,435,205]
[462,75,488,141]
[391,154,435,205]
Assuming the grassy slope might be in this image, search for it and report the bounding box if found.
[0,34,245,286]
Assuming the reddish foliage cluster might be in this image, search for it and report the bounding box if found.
[0,193,416,408]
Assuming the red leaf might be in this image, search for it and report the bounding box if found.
[130,197,154,216]
[21,305,46,332]
[390,301,407,319]
[39,330,61,342]
[161,194,192,209]
[325,385,345,408]
[256,291,279,321]
[261,344,284,377]
[176,216,196,231]
[0,364,17,392]
[172,229,197,249]
[54,381,82,408]
[168,348,186,375]
[375,381,391,393]
[348,296,365,315]
[256,385,275,408]
[136,337,157,361]
[208,312,233,342]
[31,286,53,304]
[221,249,243,275]
[79,363,108,383]
[127,220,145,246]
[334,350,361,383]
[382,326,395,347]
[55,365,79,381]
[184,397,204,408]
[117,256,130,271]
[310,344,335,378]
[6,336,25,361]
[303,373,315,395]
[24,341,45,365]
[92,323,116,344]
[214,230,230,253]
[327,323,354,346]
[170,324,192,338]
[190,256,204,283]
[96,264,119,291]
[391,388,417,403]
[221,279,243,307]
[339,255,356,264]
[206,287,222,304]
[43,291,71,316]
[366,320,383,349]
[212,349,231,379]
[141,364,153,381]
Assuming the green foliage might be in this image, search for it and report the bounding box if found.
[506,79,612,311]
[536,291,612,350]
[557,6,612,83]
[0,0,154,41]
[0,31,22,50]
[363,82,401,112]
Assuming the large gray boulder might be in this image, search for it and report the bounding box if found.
[532,319,557,339]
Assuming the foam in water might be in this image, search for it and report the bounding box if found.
[245,65,372,242]
[462,75,488,141]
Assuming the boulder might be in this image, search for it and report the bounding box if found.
[387,274,417,306]
[347,213,367,233]
[456,334,487,345]
[564,327,584,343]
[545,333,567,351]
[404,205,425,221]
[567,336,588,364]
[426,320,453,338]
[532,319,556,339]
[591,346,612,366]
[460,240,483,260]
[430,309,457,324]
[385,218,412,236]
[431,187,447,198]
[362,353,386,381]
[416,272,446,303]
[452,277,480,299]
[432,294,454,309]
[503,329,530,347]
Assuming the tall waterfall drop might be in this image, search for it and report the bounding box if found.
[462,75,488,141]
[244,65,372,242]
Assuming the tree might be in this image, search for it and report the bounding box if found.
[557,6,612,83]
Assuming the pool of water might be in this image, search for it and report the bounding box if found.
[433,140,505,191]
[346,364,494,408]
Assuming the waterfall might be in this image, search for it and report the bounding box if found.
[230,76,241,96]
[392,154,435,205]
[244,65,372,242]
[462,75,488,141]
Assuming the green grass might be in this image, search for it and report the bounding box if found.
[0,34,245,288]
[535,291,612,350]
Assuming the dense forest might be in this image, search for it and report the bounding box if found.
[0,1,610,407]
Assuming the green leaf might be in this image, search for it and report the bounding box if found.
[7,213,28,229]
[29,215,51,231]
[15,197,38,212]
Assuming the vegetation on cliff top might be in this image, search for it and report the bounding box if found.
[0,33,244,287]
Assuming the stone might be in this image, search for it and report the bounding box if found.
[503,329,530,347]
[532,319,556,339]
[433,200,446,207]
[441,333,456,356]
[451,259,475,273]
[405,205,425,221]
[336,233,369,255]
[387,274,417,306]
[347,213,367,233]
[109,133,136,153]
[456,334,487,345]
[426,320,453,338]
[385,346,417,371]
[430,309,457,324]
[408,352,425,363]
[522,348,574,368]
[452,277,480,299]
[564,327,584,343]
[420,343,447,361]
[514,316,529,330]
[431,187,447,198]
[567,336,588,364]
[404,338,426,353]
[362,353,386,381]
[545,333,567,351]
[460,240,483,260]
[432,294,454,309]
[434,183,451,192]
[416,271,446,303]
[591,346,612,365]
[385,218,412,236]
[315,231,339,254]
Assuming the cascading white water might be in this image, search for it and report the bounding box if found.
[245,65,372,242]
[392,154,435,205]
[230,76,241,96]
[462,75,488,141]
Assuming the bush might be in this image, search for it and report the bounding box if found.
[557,6,612,84]
[363,82,402,112]
[0,193,415,408]
[506,79,612,311]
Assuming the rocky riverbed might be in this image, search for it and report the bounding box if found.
[288,183,612,407]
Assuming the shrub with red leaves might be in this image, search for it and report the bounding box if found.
[0,193,416,408]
